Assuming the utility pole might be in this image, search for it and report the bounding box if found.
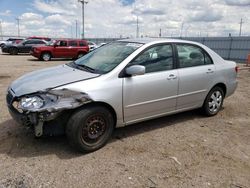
[78,0,88,39]
[136,15,139,38]
[159,28,162,37]
[71,25,73,38]
[16,18,20,36]
[239,18,243,36]
[0,21,3,40]
[75,20,78,38]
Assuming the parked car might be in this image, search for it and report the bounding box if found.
[30,39,89,61]
[27,36,51,41]
[87,41,97,51]
[2,39,48,55]
[6,38,238,152]
[0,38,24,48]
[97,42,107,48]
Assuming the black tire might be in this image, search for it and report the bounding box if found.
[9,47,18,55]
[41,52,51,61]
[66,106,114,153]
[202,86,224,116]
[77,52,85,59]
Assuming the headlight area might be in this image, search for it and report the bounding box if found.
[11,89,92,137]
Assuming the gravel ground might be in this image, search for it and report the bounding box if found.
[0,51,249,188]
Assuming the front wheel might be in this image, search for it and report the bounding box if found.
[9,47,18,55]
[202,87,224,116]
[66,106,114,153]
[41,52,51,61]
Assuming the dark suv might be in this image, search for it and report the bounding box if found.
[2,39,47,55]
[30,39,89,61]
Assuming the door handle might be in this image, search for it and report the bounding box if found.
[206,69,214,74]
[167,74,177,80]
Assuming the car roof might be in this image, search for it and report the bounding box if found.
[55,38,87,41]
[118,38,200,45]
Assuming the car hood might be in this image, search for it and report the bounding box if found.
[10,64,99,97]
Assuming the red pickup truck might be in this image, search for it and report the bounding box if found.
[31,39,89,61]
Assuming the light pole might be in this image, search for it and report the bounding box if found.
[75,20,78,38]
[0,21,3,40]
[180,22,184,38]
[16,18,20,37]
[239,18,243,36]
[78,0,88,39]
[136,15,139,38]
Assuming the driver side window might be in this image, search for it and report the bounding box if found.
[130,44,174,73]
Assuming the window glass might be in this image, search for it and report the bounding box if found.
[205,54,213,65]
[74,42,142,73]
[35,40,45,44]
[79,41,87,46]
[57,41,67,46]
[25,40,35,44]
[130,44,173,73]
[177,44,212,68]
[69,41,77,46]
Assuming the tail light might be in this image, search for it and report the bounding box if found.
[235,66,239,73]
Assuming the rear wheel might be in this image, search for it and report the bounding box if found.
[202,87,224,116]
[41,52,51,61]
[9,47,18,55]
[66,106,114,153]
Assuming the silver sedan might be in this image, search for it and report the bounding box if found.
[6,38,238,152]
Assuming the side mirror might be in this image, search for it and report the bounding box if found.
[125,65,145,76]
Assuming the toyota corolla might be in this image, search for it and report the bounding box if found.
[6,38,238,152]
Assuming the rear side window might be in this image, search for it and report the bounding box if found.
[176,44,213,68]
[35,40,46,44]
[69,41,77,46]
[79,41,87,46]
[25,40,35,44]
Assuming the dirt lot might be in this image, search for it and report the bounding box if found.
[0,51,249,188]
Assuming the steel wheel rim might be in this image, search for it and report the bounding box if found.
[81,114,106,145]
[208,90,222,113]
[43,54,50,61]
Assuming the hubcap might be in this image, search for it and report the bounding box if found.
[81,114,106,144]
[43,54,50,61]
[208,91,222,113]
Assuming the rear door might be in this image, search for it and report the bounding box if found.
[19,40,34,53]
[175,43,215,110]
[123,43,178,124]
[68,40,78,57]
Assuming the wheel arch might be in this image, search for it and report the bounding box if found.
[211,83,227,96]
[41,51,53,58]
[77,101,117,126]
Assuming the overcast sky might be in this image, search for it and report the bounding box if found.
[0,0,250,38]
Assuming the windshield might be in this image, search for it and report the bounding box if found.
[72,42,142,74]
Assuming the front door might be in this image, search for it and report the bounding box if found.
[53,40,69,58]
[123,44,178,124]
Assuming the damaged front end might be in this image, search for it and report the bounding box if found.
[6,88,92,137]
